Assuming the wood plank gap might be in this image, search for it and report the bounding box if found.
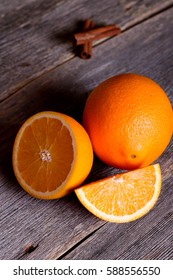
[0,55,74,105]
[122,2,173,31]
[1,2,173,104]
[0,6,173,260]
[94,2,173,48]
[57,223,106,260]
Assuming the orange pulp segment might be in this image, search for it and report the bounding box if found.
[75,164,161,223]
[12,111,93,199]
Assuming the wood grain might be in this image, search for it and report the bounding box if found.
[62,175,173,259]
[0,0,173,259]
[1,0,173,101]
[0,5,173,259]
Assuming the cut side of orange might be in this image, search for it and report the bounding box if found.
[75,164,161,223]
[12,111,93,199]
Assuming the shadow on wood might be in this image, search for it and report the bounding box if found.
[0,75,89,189]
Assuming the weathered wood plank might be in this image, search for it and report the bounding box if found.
[62,171,173,259]
[0,7,173,259]
[0,183,105,259]
[1,0,173,101]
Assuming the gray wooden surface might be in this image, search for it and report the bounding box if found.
[0,0,173,260]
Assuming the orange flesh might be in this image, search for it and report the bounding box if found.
[17,117,74,192]
[81,166,155,216]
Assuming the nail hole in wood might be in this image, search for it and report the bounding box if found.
[24,243,38,254]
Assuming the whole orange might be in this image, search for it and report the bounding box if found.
[83,73,173,170]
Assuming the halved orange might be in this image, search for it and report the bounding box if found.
[75,164,161,223]
[12,111,93,199]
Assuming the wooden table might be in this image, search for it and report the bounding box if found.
[0,0,173,260]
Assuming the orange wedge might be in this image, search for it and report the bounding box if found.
[75,164,161,223]
[12,111,93,199]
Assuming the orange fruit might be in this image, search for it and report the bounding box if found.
[75,164,161,223]
[12,111,93,199]
[83,73,173,170]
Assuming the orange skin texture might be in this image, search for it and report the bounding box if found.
[83,73,173,170]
